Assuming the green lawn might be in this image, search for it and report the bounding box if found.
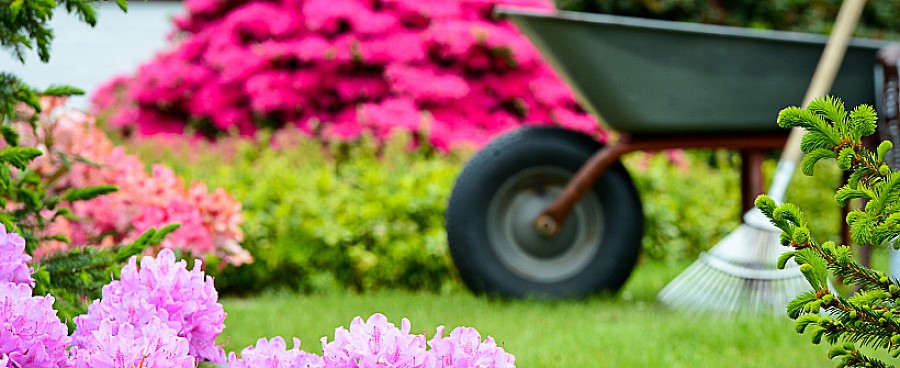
[218,261,840,367]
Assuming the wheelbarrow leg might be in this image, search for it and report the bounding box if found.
[740,150,767,215]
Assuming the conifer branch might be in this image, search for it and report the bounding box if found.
[762,97,900,368]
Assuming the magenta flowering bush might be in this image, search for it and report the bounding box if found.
[93,0,602,151]
[23,99,250,267]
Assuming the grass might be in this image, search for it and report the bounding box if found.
[218,260,839,367]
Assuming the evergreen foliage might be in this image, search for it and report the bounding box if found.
[760,96,900,368]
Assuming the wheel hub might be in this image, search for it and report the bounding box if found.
[487,166,604,283]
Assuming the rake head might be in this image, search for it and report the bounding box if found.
[657,209,809,315]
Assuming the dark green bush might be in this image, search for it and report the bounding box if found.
[554,0,900,39]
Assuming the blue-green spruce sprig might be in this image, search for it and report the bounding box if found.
[758,96,900,368]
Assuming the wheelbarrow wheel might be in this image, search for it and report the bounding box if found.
[446,126,643,298]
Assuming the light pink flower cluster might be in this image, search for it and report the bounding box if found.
[227,313,515,367]
[92,0,603,151]
[0,230,517,367]
[227,337,325,367]
[71,249,227,363]
[69,318,195,368]
[0,283,71,367]
[426,326,515,367]
[321,313,428,367]
[0,226,33,287]
[0,230,70,368]
[25,101,251,266]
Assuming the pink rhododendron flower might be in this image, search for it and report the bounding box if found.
[0,227,32,287]
[425,326,515,368]
[227,337,325,367]
[71,249,227,363]
[0,282,70,367]
[322,313,428,367]
[70,318,195,368]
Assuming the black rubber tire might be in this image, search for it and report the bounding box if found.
[446,126,643,298]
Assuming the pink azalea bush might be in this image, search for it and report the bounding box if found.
[0,229,517,366]
[24,99,250,267]
[93,0,602,151]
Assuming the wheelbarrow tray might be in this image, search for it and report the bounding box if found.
[497,8,891,134]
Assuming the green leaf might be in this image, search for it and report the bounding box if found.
[9,0,24,19]
[777,251,796,269]
[800,131,839,154]
[148,223,180,245]
[115,230,155,263]
[41,85,84,96]
[42,234,70,243]
[878,140,894,164]
[835,186,872,206]
[773,202,806,226]
[755,195,777,218]
[849,103,878,137]
[794,248,828,290]
[808,96,846,127]
[796,313,821,334]
[787,291,819,319]
[810,325,827,344]
[847,169,871,189]
[73,1,98,26]
[115,0,128,12]
[52,207,76,221]
[828,345,848,359]
[61,185,118,202]
[1,126,20,147]
[0,147,42,169]
[801,148,836,176]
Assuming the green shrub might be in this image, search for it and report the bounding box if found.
[128,131,466,294]
[628,150,843,263]
[129,131,844,293]
[554,0,900,39]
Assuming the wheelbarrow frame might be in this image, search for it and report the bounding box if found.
[495,8,890,236]
[445,7,891,298]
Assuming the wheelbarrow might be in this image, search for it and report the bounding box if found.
[445,7,890,299]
